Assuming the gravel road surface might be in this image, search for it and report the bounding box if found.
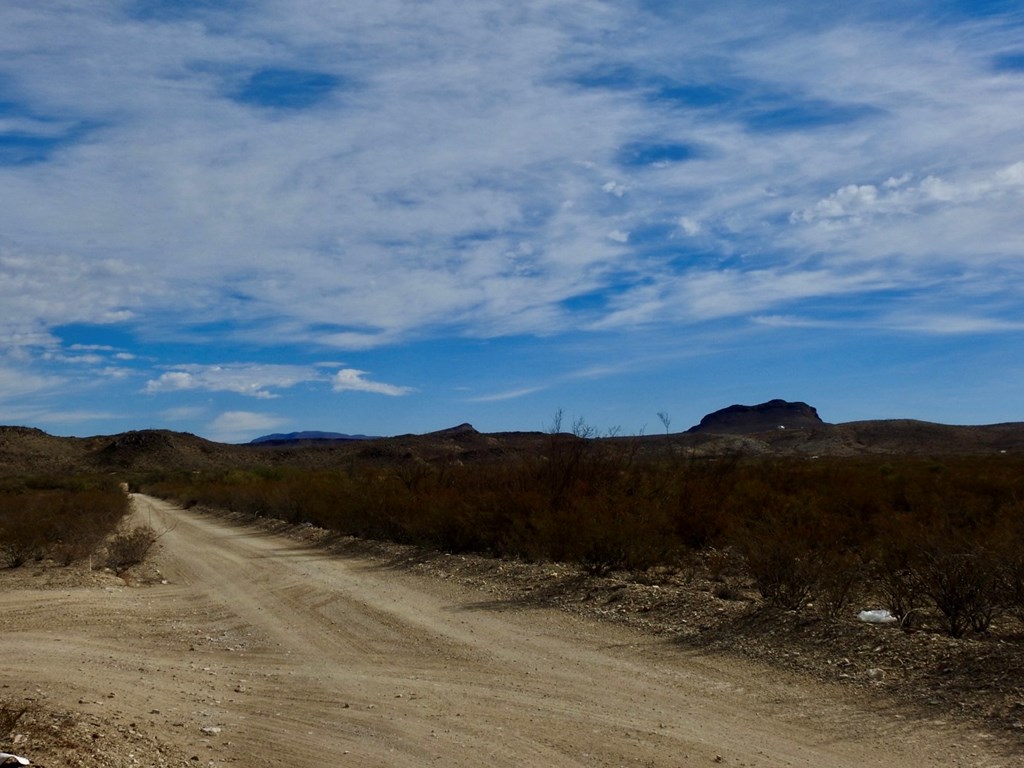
[0,494,1013,767]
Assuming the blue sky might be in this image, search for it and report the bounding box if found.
[2,0,1024,442]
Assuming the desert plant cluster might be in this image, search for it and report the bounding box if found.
[0,475,145,571]
[140,433,1024,639]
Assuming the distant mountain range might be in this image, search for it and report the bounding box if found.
[1,401,1022,477]
[249,431,379,445]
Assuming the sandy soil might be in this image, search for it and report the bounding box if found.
[0,495,1016,767]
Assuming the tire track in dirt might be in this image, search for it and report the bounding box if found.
[1,494,1015,767]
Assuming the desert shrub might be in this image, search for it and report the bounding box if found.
[996,545,1024,622]
[988,506,1024,622]
[871,561,926,629]
[577,523,633,576]
[140,450,1024,622]
[51,524,102,566]
[663,455,742,548]
[867,477,1020,635]
[0,510,42,568]
[870,515,930,628]
[916,545,1003,637]
[729,462,871,614]
[742,538,825,610]
[1,539,40,568]
[52,489,126,565]
[732,481,833,611]
[105,526,159,573]
[815,550,867,618]
[0,481,127,567]
[737,505,820,609]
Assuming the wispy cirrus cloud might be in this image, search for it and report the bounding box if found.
[889,315,1024,335]
[0,364,63,401]
[0,249,138,353]
[144,363,414,399]
[331,369,414,396]
[207,410,288,443]
[467,386,548,403]
[2,1,1024,435]
[2,1,1022,347]
[753,312,1024,335]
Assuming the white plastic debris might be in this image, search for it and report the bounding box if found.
[0,753,31,766]
[858,609,897,624]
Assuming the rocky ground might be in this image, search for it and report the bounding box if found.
[0,701,192,768]
[0,572,195,768]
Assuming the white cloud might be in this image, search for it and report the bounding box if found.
[331,369,414,396]
[48,352,105,365]
[316,331,401,351]
[0,116,74,138]
[145,364,316,398]
[0,1,645,345]
[160,405,208,421]
[100,366,132,380]
[0,400,116,428]
[31,409,117,425]
[69,344,116,352]
[142,362,414,400]
[467,385,547,403]
[207,411,287,443]
[593,264,899,331]
[0,0,1021,371]
[678,216,701,236]
[0,365,62,401]
[0,249,141,354]
[792,162,1024,224]
[884,313,1024,335]
[791,184,881,223]
[883,174,912,190]
[146,371,196,393]
[752,314,846,329]
[753,311,1024,336]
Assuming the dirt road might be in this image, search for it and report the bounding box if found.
[1,495,1014,766]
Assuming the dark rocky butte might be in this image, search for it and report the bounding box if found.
[687,399,826,435]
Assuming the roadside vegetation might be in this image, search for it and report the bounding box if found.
[0,475,139,570]
[140,430,1024,640]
